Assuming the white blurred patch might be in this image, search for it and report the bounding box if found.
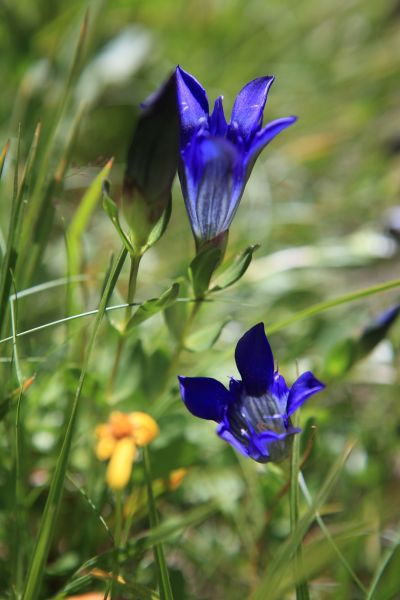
[77,26,153,103]
[345,447,367,475]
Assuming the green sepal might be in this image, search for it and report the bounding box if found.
[126,282,180,331]
[185,319,230,352]
[189,246,222,298]
[102,182,136,256]
[143,195,172,251]
[211,244,259,292]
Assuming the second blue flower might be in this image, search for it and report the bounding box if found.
[176,66,297,245]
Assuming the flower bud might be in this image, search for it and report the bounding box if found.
[122,72,179,248]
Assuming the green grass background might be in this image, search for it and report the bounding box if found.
[1,0,400,598]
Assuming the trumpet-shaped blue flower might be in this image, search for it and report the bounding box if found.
[176,66,297,243]
[178,323,325,463]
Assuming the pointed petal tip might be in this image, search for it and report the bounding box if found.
[231,77,276,140]
[286,371,325,417]
[235,322,274,394]
[179,376,230,422]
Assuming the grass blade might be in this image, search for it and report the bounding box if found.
[66,158,114,278]
[289,413,310,600]
[251,441,355,600]
[268,278,400,334]
[143,447,173,600]
[298,472,367,594]
[17,12,89,289]
[0,139,10,180]
[21,247,127,600]
[366,529,400,600]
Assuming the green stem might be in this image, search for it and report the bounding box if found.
[14,388,25,596]
[298,472,367,594]
[108,253,142,393]
[289,413,309,600]
[22,247,127,600]
[154,299,201,417]
[110,491,123,600]
[143,446,173,600]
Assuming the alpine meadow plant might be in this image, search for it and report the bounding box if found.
[3,12,399,599]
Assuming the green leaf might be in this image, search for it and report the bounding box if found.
[185,319,229,352]
[322,337,358,378]
[126,283,180,330]
[102,183,136,256]
[211,244,259,291]
[189,246,222,298]
[164,277,190,342]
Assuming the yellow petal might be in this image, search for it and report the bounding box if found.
[129,412,159,446]
[95,424,110,438]
[95,436,116,461]
[106,438,136,490]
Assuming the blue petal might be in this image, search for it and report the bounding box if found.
[192,136,244,240]
[235,323,274,394]
[209,97,228,136]
[230,76,275,142]
[270,372,289,413]
[246,116,297,176]
[286,371,325,417]
[178,376,230,422]
[217,421,251,458]
[176,66,209,148]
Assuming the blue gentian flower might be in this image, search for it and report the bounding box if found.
[178,323,325,463]
[176,66,297,245]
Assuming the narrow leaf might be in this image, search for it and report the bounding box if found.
[126,283,180,330]
[21,247,127,600]
[185,319,229,352]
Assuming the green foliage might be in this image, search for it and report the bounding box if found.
[211,245,259,292]
[126,283,180,331]
[1,0,400,598]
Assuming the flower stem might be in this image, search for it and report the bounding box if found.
[110,490,123,600]
[143,446,173,600]
[154,298,201,416]
[108,252,142,393]
[289,412,310,600]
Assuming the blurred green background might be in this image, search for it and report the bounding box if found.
[1,0,400,598]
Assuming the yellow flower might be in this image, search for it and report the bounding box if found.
[168,468,187,490]
[95,411,159,490]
